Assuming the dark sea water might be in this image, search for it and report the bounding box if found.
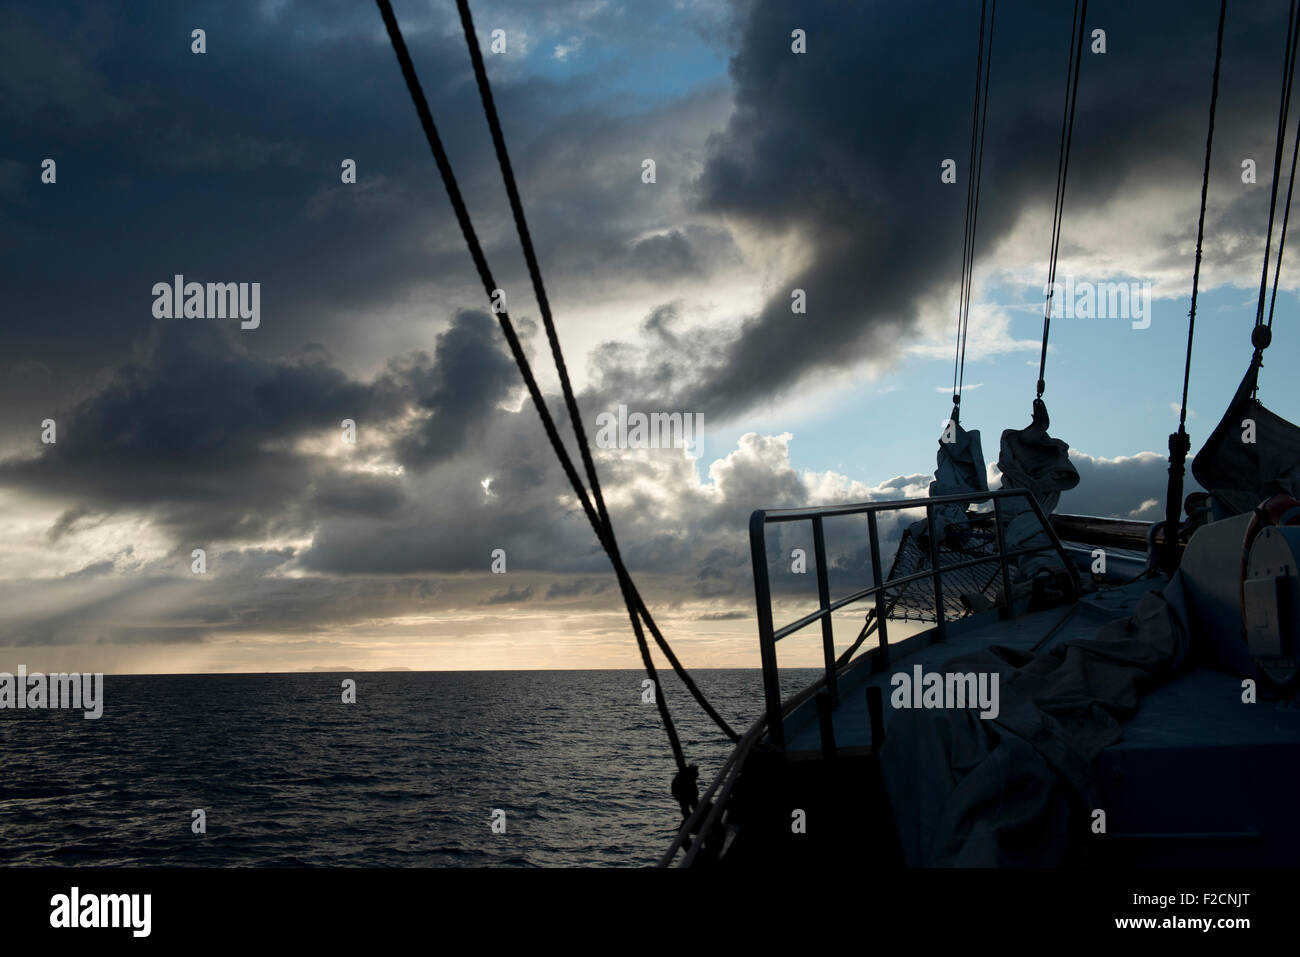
[0,669,818,867]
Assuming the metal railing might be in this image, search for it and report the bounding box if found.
[750,488,1080,750]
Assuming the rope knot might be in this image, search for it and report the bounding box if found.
[671,764,700,818]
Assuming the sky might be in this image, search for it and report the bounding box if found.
[1,0,1299,675]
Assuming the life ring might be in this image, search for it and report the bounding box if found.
[1239,493,1300,638]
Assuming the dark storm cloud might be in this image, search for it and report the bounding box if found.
[0,0,1267,648]
[0,0,734,453]
[653,0,1295,417]
[3,0,1291,440]
[0,310,528,547]
[392,310,520,467]
[0,321,403,541]
[309,474,406,519]
[0,0,487,446]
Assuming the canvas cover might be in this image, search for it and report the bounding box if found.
[879,575,1191,866]
[1191,354,1300,515]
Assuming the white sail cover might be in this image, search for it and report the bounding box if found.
[996,399,1079,578]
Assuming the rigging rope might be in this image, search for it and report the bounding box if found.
[1164,0,1228,575]
[448,0,736,747]
[1255,0,1300,342]
[1035,0,1089,399]
[374,0,737,816]
[1265,87,1300,331]
[1254,0,1300,406]
[1178,0,1229,432]
[952,0,996,406]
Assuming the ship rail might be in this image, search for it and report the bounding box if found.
[749,488,1079,749]
[660,488,1078,866]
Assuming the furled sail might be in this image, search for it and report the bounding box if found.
[911,409,988,544]
[996,398,1079,578]
[887,412,1003,622]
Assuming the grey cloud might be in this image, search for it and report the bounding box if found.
[600,0,1294,420]
[1056,450,1203,520]
[0,311,529,549]
[630,225,742,281]
[479,583,535,605]
[0,0,741,462]
[65,559,116,579]
[0,0,1275,650]
[391,310,521,468]
[696,609,746,621]
[0,322,407,543]
[545,577,611,599]
[47,505,98,542]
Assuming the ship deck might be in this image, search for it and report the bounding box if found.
[779,578,1166,754]
[775,577,1300,864]
[783,576,1300,754]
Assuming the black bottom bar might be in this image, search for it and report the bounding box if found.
[0,866,1291,943]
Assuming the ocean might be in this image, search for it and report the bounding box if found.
[0,669,819,867]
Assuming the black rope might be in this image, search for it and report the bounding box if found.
[373,1,735,813]
[1179,0,1228,431]
[1265,3,1300,350]
[1266,91,1300,331]
[1164,0,1228,576]
[1255,0,1300,336]
[1036,0,1089,399]
[952,0,996,405]
[374,0,692,778]
[449,0,737,747]
[953,0,986,400]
